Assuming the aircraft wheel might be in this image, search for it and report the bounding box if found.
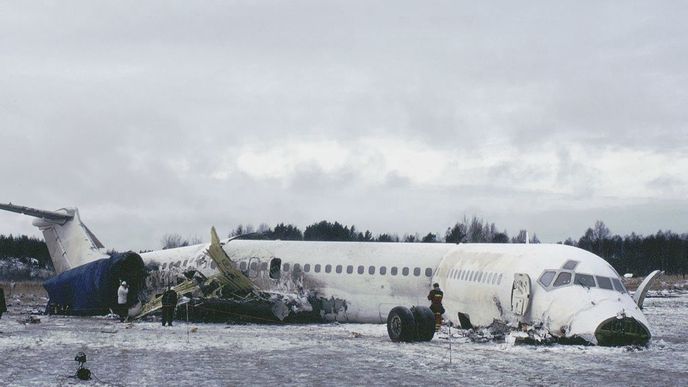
[387,306,416,342]
[412,306,436,341]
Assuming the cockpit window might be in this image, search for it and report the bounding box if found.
[612,278,626,293]
[553,272,572,287]
[539,271,556,287]
[574,273,596,288]
[596,276,613,290]
[562,260,579,270]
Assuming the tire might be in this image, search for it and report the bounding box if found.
[387,306,417,342]
[412,306,436,341]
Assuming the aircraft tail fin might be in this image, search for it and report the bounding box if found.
[0,203,109,274]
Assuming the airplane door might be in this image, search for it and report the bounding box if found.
[511,273,531,317]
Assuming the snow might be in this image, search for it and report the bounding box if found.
[0,293,687,386]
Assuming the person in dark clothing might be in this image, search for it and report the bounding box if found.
[161,286,178,326]
[427,283,445,332]
[0,287,7,319]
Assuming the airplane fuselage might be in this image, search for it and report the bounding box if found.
[141,240,650,345]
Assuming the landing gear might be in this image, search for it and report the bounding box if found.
[386,306,436,342]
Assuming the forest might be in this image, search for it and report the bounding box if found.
[2,218,686,278]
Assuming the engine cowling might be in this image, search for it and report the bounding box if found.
[43,251,146,316]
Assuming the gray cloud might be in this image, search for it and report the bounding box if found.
[1,1,687,250]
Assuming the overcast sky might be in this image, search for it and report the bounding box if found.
[1,1,687,251]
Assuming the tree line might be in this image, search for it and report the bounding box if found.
[2,218,686,277]
[0,234,52,269]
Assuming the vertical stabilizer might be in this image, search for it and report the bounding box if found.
[0,203,109,273]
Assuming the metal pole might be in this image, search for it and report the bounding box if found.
[448,324,452,364]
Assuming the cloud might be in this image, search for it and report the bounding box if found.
[1,1,687,250]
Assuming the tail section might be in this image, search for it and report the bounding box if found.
[0,203,109,273]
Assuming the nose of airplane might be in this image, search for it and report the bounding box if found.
[566,296,651,346]
[594,316,650,346]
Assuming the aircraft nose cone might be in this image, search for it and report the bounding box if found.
[595,317,650,346]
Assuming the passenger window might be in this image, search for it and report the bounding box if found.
[325,264,332,273]
[391,267,398,276]
[250,262,257,270]
[379,266,386,275]
[460,270,465,280]
[347,265,353,274]
[261,262,268,271]
[425,268,433,277]
[539,271,556,287]
[612,278,626,293]
[562,260,579,270]
[176,260,182,267]
[413,267,421,276]
[492,274,498,284]
[240,261,248,271]
[471,271,476,282]
[553,272,572,287]
[497,273,503,285]
[282,263,290,272]
[402,267,409,276]
[314,264,321,273]
[596,276,613,290]
[293,263,301,272]
[357,265,364,274]
[269,258,281,279]
[487,273,493,284]
[336,265,342,274]
[574,273,596,288]
[210,261,216,269]
[368,266,375,275]
[162,263,167,269]
[304,264,311,273]
[183,260,188,267]
[477,272,483,282]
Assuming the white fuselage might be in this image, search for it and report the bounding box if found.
[141,240,650,344]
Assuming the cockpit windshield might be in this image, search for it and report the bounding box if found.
[574,273,595,288]
[538,265,627,294]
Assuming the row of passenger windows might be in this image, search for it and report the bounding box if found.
[538,270,626,293]
[159,258,437,279]
[276,262,434,277]
[161,260,190,270]
[448,268,503,285]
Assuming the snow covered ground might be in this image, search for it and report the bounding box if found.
[1,292,687,386]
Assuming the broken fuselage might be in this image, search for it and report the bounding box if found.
[143,240,650,346]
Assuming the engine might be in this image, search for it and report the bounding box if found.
[43,251,146,316]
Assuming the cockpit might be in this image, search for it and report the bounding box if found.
[537,260,627,293]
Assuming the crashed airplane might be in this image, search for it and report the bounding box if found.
[0,202,660,346]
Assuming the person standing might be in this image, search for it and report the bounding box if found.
[427,283,445,332]
[117,281,129,322]
[161,286,178,326]
[0,286,6,319]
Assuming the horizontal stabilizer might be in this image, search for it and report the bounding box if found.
[0,202,73,223]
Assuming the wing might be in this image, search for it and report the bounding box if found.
[207,226,256,295]
[135,227,258,320]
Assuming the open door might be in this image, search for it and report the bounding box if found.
[511,273,531,317]
[633,270,663,309]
